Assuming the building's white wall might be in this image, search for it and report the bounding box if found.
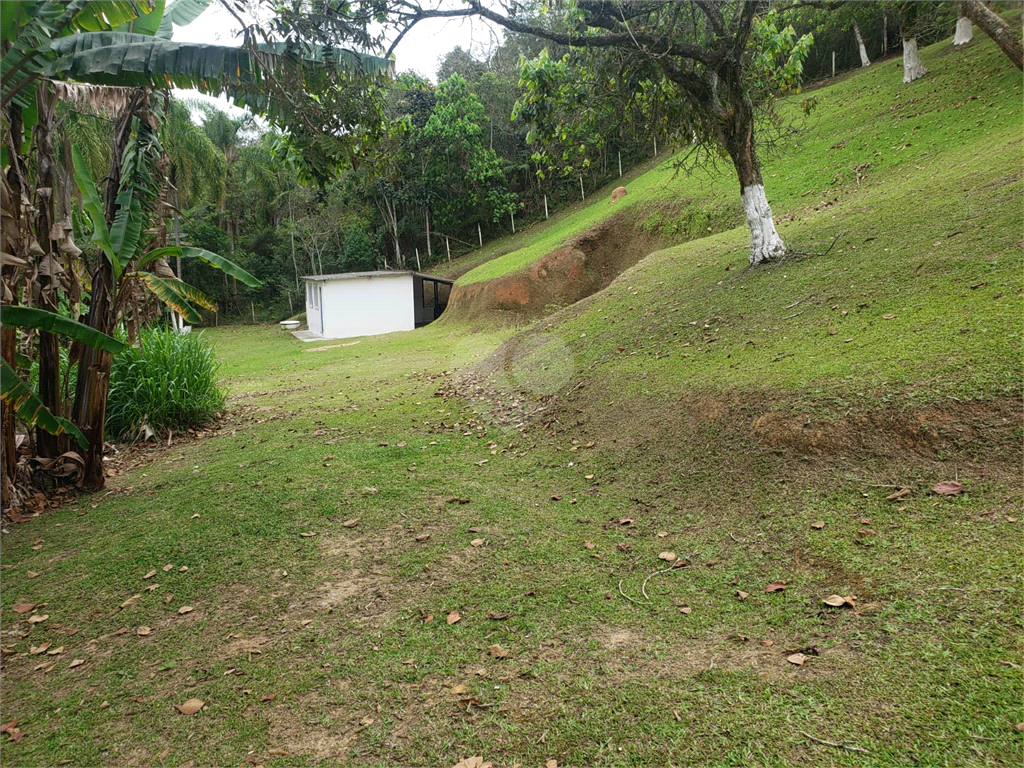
[306,281,323,335]
[315,273,415,340]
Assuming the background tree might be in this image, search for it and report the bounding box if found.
[960,0,1023,69]
[391,1,814,265]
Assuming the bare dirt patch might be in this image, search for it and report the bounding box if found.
[444,210,676,326]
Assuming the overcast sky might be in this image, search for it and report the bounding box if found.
[171,2,505,115]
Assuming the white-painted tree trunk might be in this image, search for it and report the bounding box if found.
[741,184,786,265]
[902,37,928,83]
[953,17,973,46]
[853,21,871,67]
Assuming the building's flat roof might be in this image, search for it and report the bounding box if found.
[302,270,454,285]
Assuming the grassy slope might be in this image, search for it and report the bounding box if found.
[0,34,1021,768]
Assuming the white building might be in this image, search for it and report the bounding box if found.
[302,270,453,340]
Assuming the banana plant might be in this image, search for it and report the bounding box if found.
[72,144,262,321]
[0,305,127,450]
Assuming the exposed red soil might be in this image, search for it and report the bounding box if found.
[443,210,674,327]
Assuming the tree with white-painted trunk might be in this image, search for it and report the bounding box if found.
[853,20,873,66]
[953,12,974,47]
[902,37,929,82]
[960,0,1024,71]
[394,2,813,266]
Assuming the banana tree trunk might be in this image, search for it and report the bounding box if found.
[1,104,26,509]
[71,91,144,490]
[70,261,114,490]
[33,82,63,458]
[1,326,18,512]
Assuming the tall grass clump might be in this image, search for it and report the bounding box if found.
[106,326,226,440]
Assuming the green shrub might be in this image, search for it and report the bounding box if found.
[106,326,226,440]
[343,227,376,272]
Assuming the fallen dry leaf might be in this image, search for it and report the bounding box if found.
[736,591,749,601]
[299,531,317,538]
[550,494,562,501]
[26,570,38,579]
[487,644,509,658]
[882,313,896,320]
[177,606,194,615]
[786,653,808,666]
[259,694,277,703]
[415,533,431,542]
[0,720,23,743]
[453,756,492,768]
[822,594,856,608]
[886,487,911,501]
[470,538,485,547]
[657,531,669,538]
[342,518,360,528]
[176,698,204,715]
[452,684,470,695]
[12,603,36,614]
[120,595,142,610]
[932,480,964,496]
[447,610,461,625]
[137,626,152,636]
[764,581,787,593]
[68,658,85,668]
[27,614,48,624]
[143,570,157,579]
[546,760,558,768]
[761,640,774,647]
[29,643,52,655]
[191,514,200,519]
[811,520,825,529]
[46,646,64,655]
[658,551,677,562]
[679,606,693,615]
[584,541,596,550]
[162,564,174,572]
[145,584,160,592]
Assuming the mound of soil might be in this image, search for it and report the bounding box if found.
[443,208,675,326]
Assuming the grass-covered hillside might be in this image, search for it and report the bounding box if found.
[0,31,1020,768]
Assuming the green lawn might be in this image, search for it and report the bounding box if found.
[1,32,1021,768]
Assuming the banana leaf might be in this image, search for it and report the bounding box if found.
[71,145,115,263]
[114,0,165,36]
[109,187,143,273]
[1,359,88,449]
[144,246,263,287]
[132,272,212,324]
[156,0,215,39]
[1,306,127,354]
